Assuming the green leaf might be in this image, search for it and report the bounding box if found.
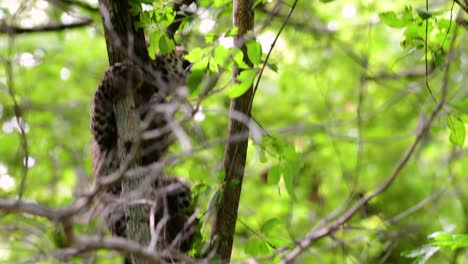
[258,240,274,255]
[259,137,274,163]
[452,234,468,249]
[148,31,163,59]
[213,45,230,67]
[147,44,156,60]
[260,218,281,233]
[430,232,452,241]
[379,11,405,28]
[208,57,219,73]
[139,11,152,26]
[268,165,281,184]
[160,6,176,27]
[401,245,440,263]
[430,232,468,250]
[403,23,425,46]
[267,62,278,72]
[282,163,296,199]
[158,34,175,54]
[448,115,465,147]
[129,0,142,16]
[244,236,261,256]
[436,18,451,31]
[283,145,299,161]
[227,69,257,98]
[244,237,273,257]
[260,218,289,247]
[204,33,217,44]
[379,7,413,28]
[191,57,209,71]
[232,49,250,69]
[187,69,205,92]
[185,47,205,63]
[258,140,268,163]
[225,27,238,37]
[271,140,285,157]
[416,9,432,20]
[246,40,262,65]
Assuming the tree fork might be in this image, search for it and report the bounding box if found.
[212,0,255,261]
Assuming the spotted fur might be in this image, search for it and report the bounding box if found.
[90,48,197,256]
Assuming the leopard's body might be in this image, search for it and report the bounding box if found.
[91,47,196,254]
[92,47,189,175]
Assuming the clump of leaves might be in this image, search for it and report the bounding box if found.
[379,5,455,66]
[401,231,468,263]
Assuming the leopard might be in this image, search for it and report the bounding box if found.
[90,47,197,259]
[91,47,190,176]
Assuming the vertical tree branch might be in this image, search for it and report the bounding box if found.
[98,0,147,63]
[212,0,255,261]
[97,1,149,263]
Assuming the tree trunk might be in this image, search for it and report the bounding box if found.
[212,0,255,261]
[97,1,150,263]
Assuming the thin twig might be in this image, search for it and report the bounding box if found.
[3,0,31,200]
[251,0,298,105]
[453,0,468,13]
[424,0,437,103]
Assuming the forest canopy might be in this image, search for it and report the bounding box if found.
[0,0,467,263]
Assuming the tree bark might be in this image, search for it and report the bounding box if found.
[98,0,148,64]
[212,0,255,261]
[97,1,150,263]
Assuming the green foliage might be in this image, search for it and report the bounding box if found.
[401,245,440,264]
[0,0,467,263]
[184,44,256,96]
[132,1,185,55]
[246,40,262,65]
[379,7,414,28]
[244,218,288,257]
[227,69,257,98]
[448,115,466,148]
[379,4,455,63]
[402,231,468,263]
[259,138,303,199]
[416,9,432,20]
[245,236,273,256]
[148,31,175,56]
[430,232,468,250]
[133,3,176,29]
